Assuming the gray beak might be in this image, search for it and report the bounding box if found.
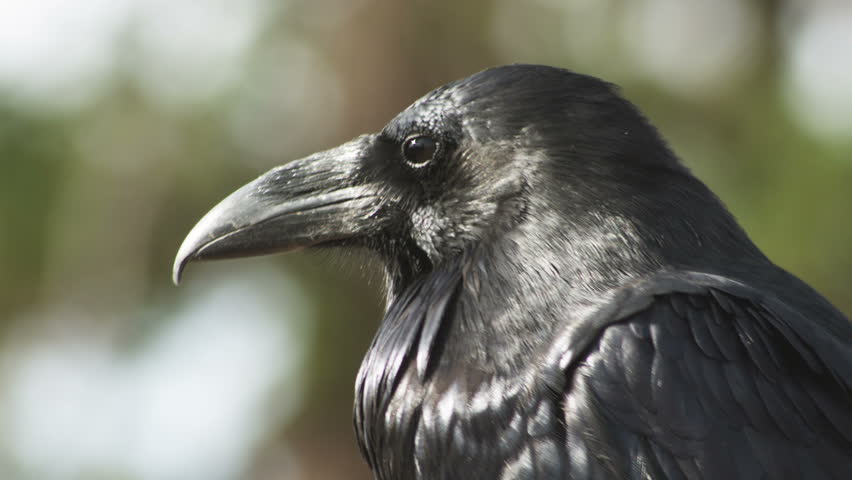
[173,135,383,284]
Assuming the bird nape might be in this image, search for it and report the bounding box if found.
[174,65,852,480]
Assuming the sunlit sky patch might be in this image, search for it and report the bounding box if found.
[781,2,852,144]
[0,268,311,480]
[0,0,271,112]
[621,0,759,98]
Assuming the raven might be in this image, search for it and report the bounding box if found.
[174,65,852,479]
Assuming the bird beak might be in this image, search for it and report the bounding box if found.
[173,135,382,284]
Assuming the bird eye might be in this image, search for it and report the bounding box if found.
[402,136,439,166]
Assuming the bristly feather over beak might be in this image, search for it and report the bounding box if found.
[173,135,383,284]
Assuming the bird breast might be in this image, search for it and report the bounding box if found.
[360,359,568,479]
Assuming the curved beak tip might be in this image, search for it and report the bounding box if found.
[172,224,214,286]
[172,256,187,286]
[172,239,197,286]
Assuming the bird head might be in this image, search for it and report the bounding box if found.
[174,65,718,293]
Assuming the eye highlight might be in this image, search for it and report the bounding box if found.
[402,135,439,166]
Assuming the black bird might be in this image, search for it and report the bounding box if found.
[174,65,852,479]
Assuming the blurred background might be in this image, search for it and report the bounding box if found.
[1,0,850,479]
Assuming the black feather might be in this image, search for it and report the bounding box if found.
[349,65,852,479]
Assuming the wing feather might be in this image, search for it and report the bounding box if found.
[562,274,852,479]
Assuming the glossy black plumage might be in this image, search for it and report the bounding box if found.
[174,65,852,479]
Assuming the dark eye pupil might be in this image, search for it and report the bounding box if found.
[403,136,438,165]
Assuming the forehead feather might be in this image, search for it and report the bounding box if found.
[384,85,461,140]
